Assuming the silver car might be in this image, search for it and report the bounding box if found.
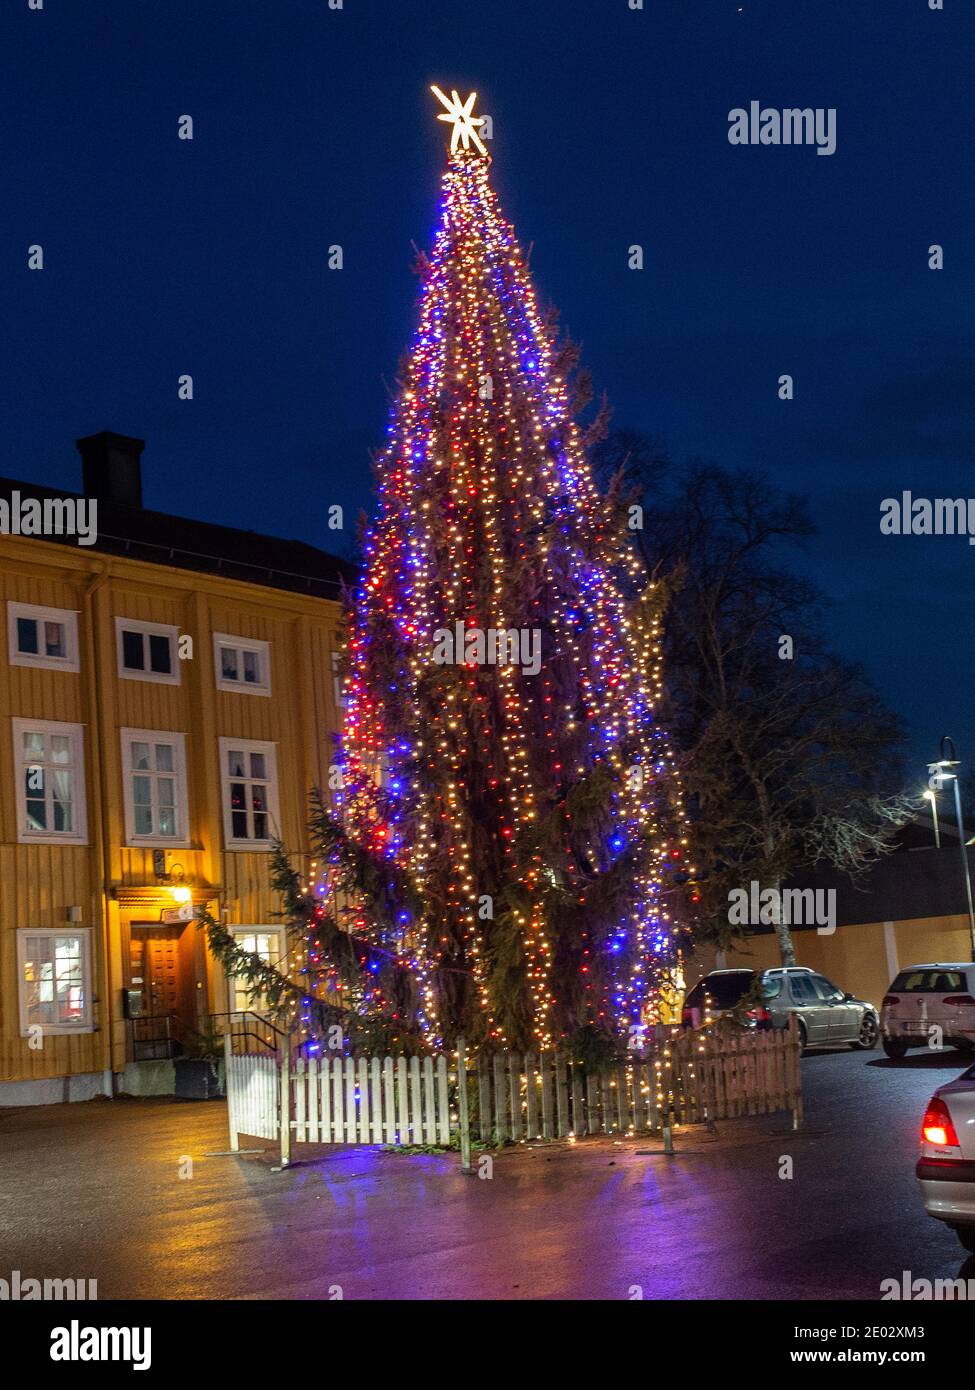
[917,1064,975,1253]
[881,962,975,1060]
[682,966,880,1050]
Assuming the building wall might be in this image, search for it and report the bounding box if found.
[0,534,343,1096]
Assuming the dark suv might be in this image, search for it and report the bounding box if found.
[682,966,880,1050]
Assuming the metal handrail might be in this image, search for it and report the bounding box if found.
[207,1010,286,1056]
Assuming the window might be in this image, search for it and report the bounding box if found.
[11,718,87,843]
[788,975,819,1004]
[213,633,271,696]
[18,930,93,1034]
[891,969,968,994]
[7,602,79,672]
[228,927,286,1013]
[811,975,844,1003]
[692,971,754,1010]
[115,618,180,684]
[219,738,279,849]
[331,649,348,709]
[120,729,190,847]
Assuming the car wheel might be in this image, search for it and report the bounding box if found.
[853,1014,879,1050]
[796,1019,807,1052]
[882,1038,908,1060]
[953,1226,975,1255]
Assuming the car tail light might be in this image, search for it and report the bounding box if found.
[943,995,975,1007]
[745,1006,770,1024]
[882,995,900,1008]
[922,1096,960,1148]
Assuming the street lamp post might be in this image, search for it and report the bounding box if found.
[923,789,941,848]
[928,736,975,963]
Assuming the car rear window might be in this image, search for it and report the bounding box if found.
[890,970,968,993]
[690,973,754,1009]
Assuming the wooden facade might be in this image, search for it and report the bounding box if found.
[0,529,344,1097]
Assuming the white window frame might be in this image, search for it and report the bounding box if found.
[227,925,287,1014]
[7,601,80,672]
[12,717,88,844]
[219,737,280,851]
[213,632,271,696]
[17,928,94,1035]
[331,648,348,709]
[115,617,181,685]
[119,728,191,848]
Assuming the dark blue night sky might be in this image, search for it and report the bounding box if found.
[2,0,973,778]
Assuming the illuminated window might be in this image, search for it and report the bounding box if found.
[228,927,286,1013]
[17,930,93,1034]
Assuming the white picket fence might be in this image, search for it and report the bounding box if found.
[293,1054,451,1146]
[224,1021,802,1162]
[472,1051,658,1140]
[225,1049,280,1142]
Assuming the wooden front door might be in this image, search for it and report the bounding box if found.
[130,925,196,1026]
[146,930,180,1017]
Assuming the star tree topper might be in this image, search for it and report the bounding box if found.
[430,85,488,156]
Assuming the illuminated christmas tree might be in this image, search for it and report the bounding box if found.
[327,88,689,1051]
[207,89,689,1054]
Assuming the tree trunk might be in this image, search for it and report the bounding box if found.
[768,879,796,965]
[775,914,796,967]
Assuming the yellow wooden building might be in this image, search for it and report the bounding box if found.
[0,432,349,1104]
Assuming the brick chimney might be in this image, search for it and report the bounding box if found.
[76,431,144,509]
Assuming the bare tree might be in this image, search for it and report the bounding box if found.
[595,440,913,963]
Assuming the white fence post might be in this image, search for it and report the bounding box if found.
[279,1044,292,1169]
[456,1038,472,1173]
[224,1032,239,1153]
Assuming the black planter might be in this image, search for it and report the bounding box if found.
[173,1057,224,1100]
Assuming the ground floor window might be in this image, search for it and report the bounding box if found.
[228,926,286,1014]
[17,929,92,1034]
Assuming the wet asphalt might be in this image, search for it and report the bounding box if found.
[1,1045,973,1300]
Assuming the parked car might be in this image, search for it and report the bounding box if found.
[880,962,975,1060]
[681,966,879,1050]
[916,1063,975,1254]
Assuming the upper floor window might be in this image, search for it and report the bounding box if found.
[213,633,271,696]
[331,649,348,709]
[7,602,79,672]
[17,929,93,1034]
[11,718,88,844]
[115,618,180,685]
[120,728,190,847]
[219,738,279,850]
